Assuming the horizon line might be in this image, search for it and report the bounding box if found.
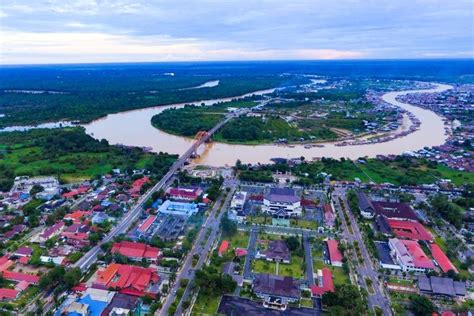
[1,57,473,68]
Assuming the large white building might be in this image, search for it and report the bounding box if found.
[263,188,301,218]
[388,238,435,273]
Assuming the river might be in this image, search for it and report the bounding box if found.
[83,83,451,166]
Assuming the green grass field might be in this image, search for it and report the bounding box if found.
[227,231,250,249]
[191,292,222,316]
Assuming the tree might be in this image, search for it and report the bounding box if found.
[410,295,436,315]
[220,214,237,237]
[30,185,44,196]
[322,284,368,315]
[285,236,300,251]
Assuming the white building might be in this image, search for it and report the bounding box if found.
[388,238,435,273]
[263,188,301,218]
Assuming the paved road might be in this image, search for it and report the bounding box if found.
[242,228,258,280]
[303,235,315,286]
[332,188,392,316]
[159,186,236,315]
[238,224,330,238]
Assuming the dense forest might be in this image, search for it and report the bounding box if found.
[0,65,284,127]
[0,128,177,191]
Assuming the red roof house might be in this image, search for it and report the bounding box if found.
[386,219,433,241]
[326,240,343,267]
[64,211,91,223]
[218,240,229,257]
[310,268,334,296]
[167,187,203,201]
[95,263,159,296]
[430,244,458,274]
[235,248,248,257]
[0,256,13,273]
[138,215,156,234]
[2,271,40,284]
[111,241,161,263]
[0,289,19,300]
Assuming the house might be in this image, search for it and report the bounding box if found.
[372,201,418,221]
[323,204,335,228]
[386,219,433,241]
[218,240,229,257]
[310,268,334,296]
[2,271,40,284]
[0,289,19,301]
[13,246,33,258]
[257,240,291,263]
[430,244,458,274]
[64,211,91,223]
[95,264,160,297]
[136,215,157,239]
[111,241,161,263]
[100,293,139,316]
[388,238,435,272]
[65,288,115,316]
[357,192,375,218]
[326,239,343,267]
[252,273,300,310]
[418,276,466,297]
[263,188,301,218]
[158,200,198,217]
[37,221,65,243]
[167,186,203,201]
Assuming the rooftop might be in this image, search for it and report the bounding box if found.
[373,201,418,221]
[386,219,433,241]
[430,244,458,274]
[264,188,300,204]
[326,239,343,263]
[264,240,291,262]
[111,241,160,260]
[253,273,300,299]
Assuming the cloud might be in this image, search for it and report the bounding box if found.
[0,0,472,64]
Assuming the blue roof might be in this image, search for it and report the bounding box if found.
[73,294,108,316]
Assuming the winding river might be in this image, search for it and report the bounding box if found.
[84,83,452,166]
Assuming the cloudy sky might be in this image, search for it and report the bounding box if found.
[0,0,473,64]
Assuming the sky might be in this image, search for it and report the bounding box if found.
[0,0,473,64]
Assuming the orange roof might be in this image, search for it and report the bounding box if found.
[218,240,229,256]
[96,263,159,294]
[96,263,120,285]
[64,211,91,222]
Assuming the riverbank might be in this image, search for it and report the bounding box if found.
[83,83,452,166]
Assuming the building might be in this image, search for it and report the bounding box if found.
[158,200,198,217]
[388,238,435,272]
[430,244,458,274]
[95,264,160,297]
[323,204,335,228]
[357,192,375,218]
[375,241,401,270]
[386,219,433,241]
[372,201,418,221]
[252,273,300,310]
[418,276,466,297]
[326,239,343,267]
[36,221,65,243]
[111,241,161,263]
[135,215,157,239]
[263,188,301,218]
[167,186,203,201]
[218,240,229,257]
[0,288,19,301]
[310,268,334,297]
[256,240,291,263]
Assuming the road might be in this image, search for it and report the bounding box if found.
[237,223,331,238]
[332,188,392,316]
[159,185,236,315]
[303,235,315,286]
[73,113,236,272]
[242,227,258,280]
